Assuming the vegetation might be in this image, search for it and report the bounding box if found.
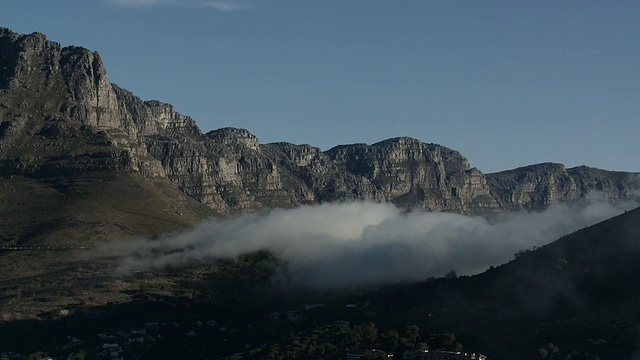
[1,170,639,359]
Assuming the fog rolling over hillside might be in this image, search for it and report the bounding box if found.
[104,198,639,288]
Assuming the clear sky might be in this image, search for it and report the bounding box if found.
[2,0,638,173]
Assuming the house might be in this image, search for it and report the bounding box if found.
[130,328,147,335]
[145,322,159,329]
[128,337,145,344]
[346,348,364,360]
[346,348,393,359]
[304,303,325,310]
[268,312,282,320]
[1,352,22,359]
[63,336,84,350]
[96,333,117,340]
[403,350,487,360]
[285,310,304,321]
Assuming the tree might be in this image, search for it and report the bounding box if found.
[537,343,560,359]
[554,258,568,270]
[538,348,549,359]
[27,352,47,360]
[364,349,389,360]
[381,330,401,351]
[73,350,88,360]
[444,270,457,280]
[267,345,283,360]
[428,333,457,351]
[547,343,560,356]
[405,325,421,343]
[350,322,378,348]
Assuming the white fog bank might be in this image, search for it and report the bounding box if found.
[100,199,638,288]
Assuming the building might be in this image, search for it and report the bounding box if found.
[404,350,487,360]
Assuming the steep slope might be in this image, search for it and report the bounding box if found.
[0,28,199,179]
[0,28,219,319]
[0,171,217,320]
[0,172,215,247]
[0,28,217,241]
[325,137,498,213]
[372,206,640,359]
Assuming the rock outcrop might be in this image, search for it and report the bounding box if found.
[1,27,638,215]
[486,163,640,211]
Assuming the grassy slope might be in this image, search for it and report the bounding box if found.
[0,170,217,320]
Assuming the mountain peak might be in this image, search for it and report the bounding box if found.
[372,136,422,146]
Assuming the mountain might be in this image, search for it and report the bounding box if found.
[487,162,640,211]
[1,192,638,358]
[1,27,638,223]
[369,206,640,359]
[2,27,640,358]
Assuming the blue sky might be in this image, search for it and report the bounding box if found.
[2,0,638,172]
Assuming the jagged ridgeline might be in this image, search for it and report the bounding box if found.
[1,27,638,216]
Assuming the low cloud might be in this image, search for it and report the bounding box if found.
[201,0,249,11]
[101,200,638,288]
[106,0,250,11]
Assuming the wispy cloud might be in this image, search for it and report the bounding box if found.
[106,0,250,11]
[201,0,249,11]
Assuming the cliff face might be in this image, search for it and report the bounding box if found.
[1,28,638,215]
[0,28,198,178]
[486,163,640,211]
[323,137,499,213]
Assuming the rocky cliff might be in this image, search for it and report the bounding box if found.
[1,27,638,216]
[486,163,640,211]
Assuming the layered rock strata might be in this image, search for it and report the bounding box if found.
[1,28,638,215]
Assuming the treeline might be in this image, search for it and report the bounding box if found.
[224,321,465,360]
[0,245,91,250]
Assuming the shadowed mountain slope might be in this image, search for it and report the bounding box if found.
[371,206,640,359]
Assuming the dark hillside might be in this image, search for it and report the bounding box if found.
[371,207,640,359]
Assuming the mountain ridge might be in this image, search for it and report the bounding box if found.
[1,28,640,358]
[1,26,638,217]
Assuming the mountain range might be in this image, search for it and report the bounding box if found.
[1,26,640,359]
[1,27,638,229]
